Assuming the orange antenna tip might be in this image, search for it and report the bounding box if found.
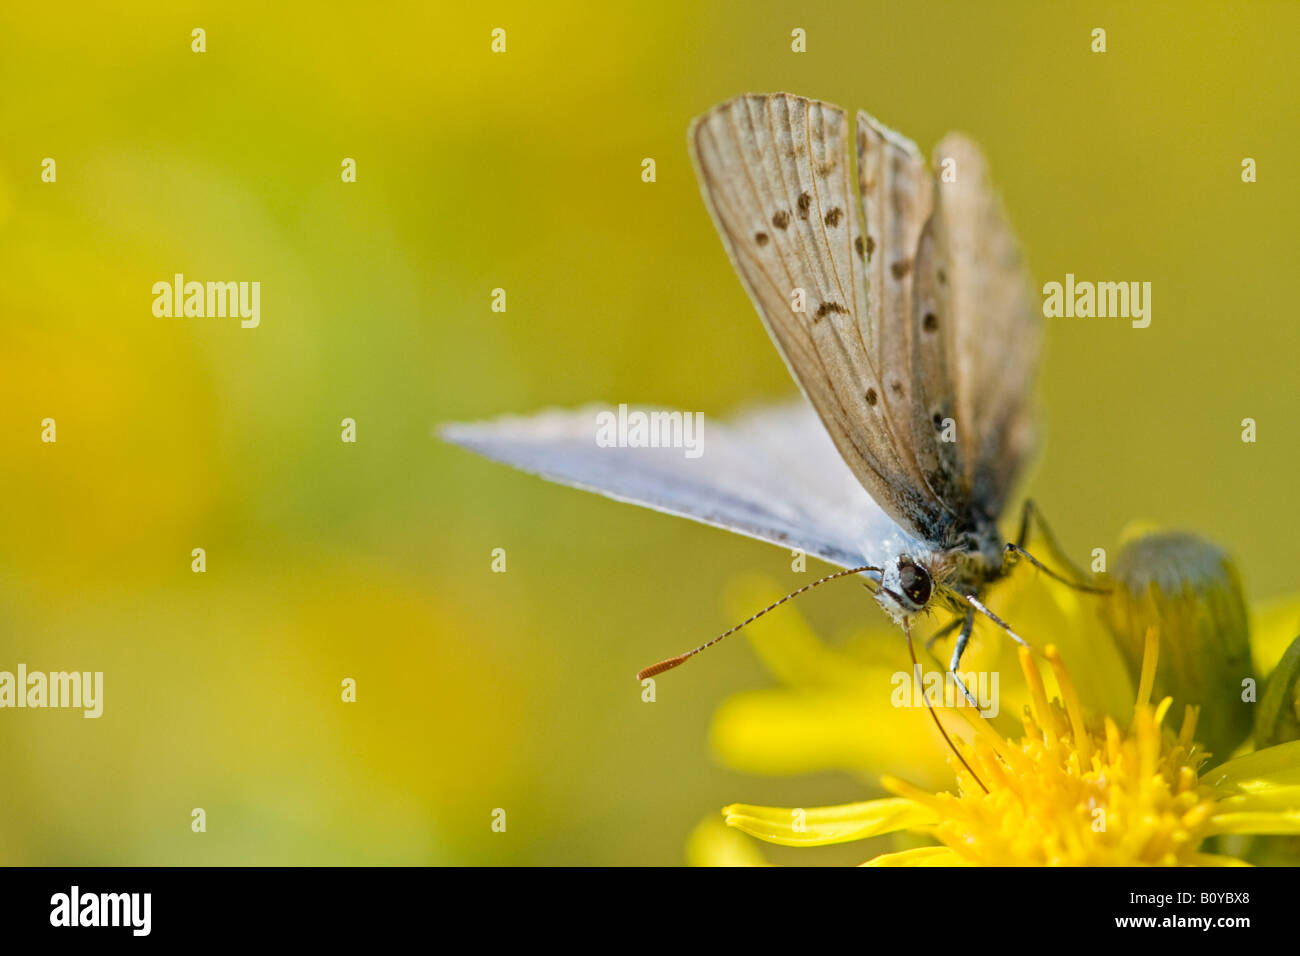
[636,656,690,681]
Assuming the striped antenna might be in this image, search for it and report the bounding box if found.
[635,565,881,680]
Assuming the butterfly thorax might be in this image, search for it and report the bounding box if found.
[932,512,1007,590]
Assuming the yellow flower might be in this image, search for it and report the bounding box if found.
[720,632,1300,865]
[695,533,1300,866]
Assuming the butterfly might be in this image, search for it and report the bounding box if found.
[442,93,1084,695]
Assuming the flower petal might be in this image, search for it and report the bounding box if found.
[1250,594,1300,674]
[860,846,968,866]
[709,688,955,785]
[1206,811,1300,836]
[723,797,937,847]
[685,819,770,867]
[1214,785,1300,814]
[1205,739,1300,793]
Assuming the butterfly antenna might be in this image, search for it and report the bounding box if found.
[635,565,881,680]
[905,618,989,795]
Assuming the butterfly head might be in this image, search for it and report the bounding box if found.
[874,555,934,623]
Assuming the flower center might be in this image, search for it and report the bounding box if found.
[884,632,1218,866]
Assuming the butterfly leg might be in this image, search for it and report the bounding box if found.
[948,609,978,707]
[1007,499,1110,594]
[964,593,1030,648]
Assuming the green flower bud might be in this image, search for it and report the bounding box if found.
[1255,635,1300,748]
[1102,531,1254,760]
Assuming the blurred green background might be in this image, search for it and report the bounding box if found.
[0,1,1296,865]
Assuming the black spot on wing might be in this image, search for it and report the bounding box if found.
[814,301,849,321]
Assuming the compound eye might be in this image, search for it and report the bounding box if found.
[898,559,932,606]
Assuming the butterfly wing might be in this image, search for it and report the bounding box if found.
[690,93,955,542]
[855,109,965,514]
[926,133,1040,515]
[440,401,924,572]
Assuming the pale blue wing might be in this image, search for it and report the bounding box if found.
[439,400,923,571]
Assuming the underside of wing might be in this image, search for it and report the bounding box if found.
[927,134,1041,515]
[690,93,954,542]
[855,109,965,514]
[440,401,923,572]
